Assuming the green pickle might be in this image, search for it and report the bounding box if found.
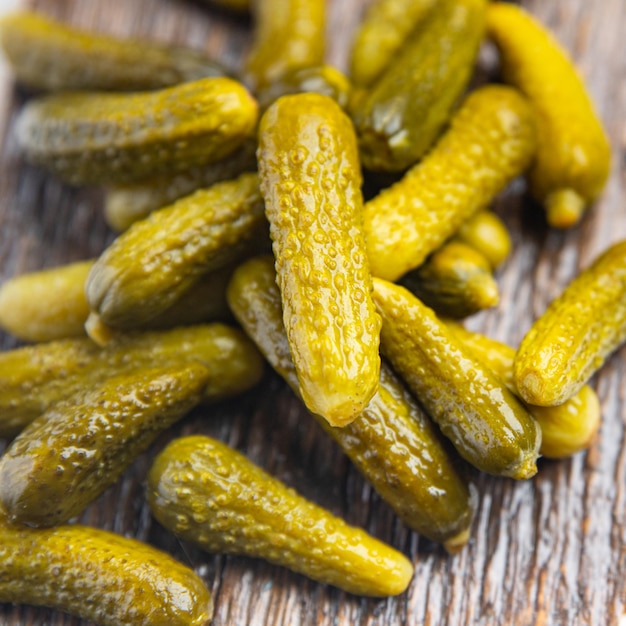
[257,93,381,427]
[0,11,227,93]
[227,256,475,550]
[372,278,541,479]
[351,0,486,172]
[363,85,536,281]
[0,521,213,626]
[453,211,512,270]
[16,77,258,185]
[514,239,626,406]
[148,435,414,596]
[0,324,264,438]
[0,364,209,526]
[401,241,500,319]
[87,173,267,331]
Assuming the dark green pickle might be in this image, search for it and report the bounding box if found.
[227,256,475,550]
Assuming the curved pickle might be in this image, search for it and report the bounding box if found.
[372,278,541,479]
[400,241,499,319]
[148,435,414,596]
[0,324,264,438]
[258,94,381,427]
[446,323,601,458]
[0,11,227,93]
[363,85,536,281]
[351,0,486,172]
[87,173,267,330]
[514,239,626,406]
[453,211,512,270]
[0,521,213,626]
[227,255,475,550]
[16,77,258,185]
[487,3,611,228]
[0,364,209,526]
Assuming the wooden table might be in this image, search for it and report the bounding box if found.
[0,1,625,624]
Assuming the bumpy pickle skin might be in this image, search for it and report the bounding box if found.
[487,3,611,228]
[453,211,512,270]
[372,278,541,479]
[148,435,414,596]
[257,94,381,427]
[400,242,499,319]
[0,324,264,438]
[351,0,486,172]
[0,364,209,527]
[87,173,267,330]
[244,0,326,91]
[227,255,475,549]
[104,140,258,231]
[514,240,626,407]
[348,0,437,89]
[0,260,93,342]
[445,322,601,459]
[0,521,213,626]
[15,77,258,185]
[363,85,536,282]
[0,11,227,93]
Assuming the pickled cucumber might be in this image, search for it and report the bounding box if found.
[372,278,541,479]
[363,85,536,281]
[351,0,486,172]
[453,211,512,270]
[0,521,213,625]
[257,93,381,427]
[514,240,626,406]
[227,255,475,549]
[0,364,209,526]
[487,3,611,227]
[0,11,227,93]
[148,435,414,596]
[16,77,258,185]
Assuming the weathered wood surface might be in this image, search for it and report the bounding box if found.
[0,0,625,624]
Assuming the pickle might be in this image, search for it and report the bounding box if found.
[372,278,541,479]
[148,435,414,596]
[363,85,536,281]
[0,521,213,625]
[348,0,437,88]
[487,3,611,228]
[514,240,626,407]
[227,255,475,549]
[351,0,486,172]
[104,140,258,231]
[401,242,499,319]
[0,364,209,526]
[0,324,264,438]
[446,323,601,458]
[453,210,512,270]
[0,11,227,93]
[87,173,267,330]
[0,260,92,342]
[244,0,326,91]
[257,94,381,427]
[15,77,258,185]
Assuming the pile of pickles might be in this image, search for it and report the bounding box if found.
[0,1,623,624]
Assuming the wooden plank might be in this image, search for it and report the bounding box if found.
[0,0,625,624]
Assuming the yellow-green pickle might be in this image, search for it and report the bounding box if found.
[514,239,626,407]
[227,255,475,550]
[258,93,381,427]
[148,435,414,596]
[363,85,536,281]
[0,11,227,93]
[0,364,209,527]
[0,521,213,625]
[351,0,487,172]
[452,211,512,270]
[372,278,541,479]
[16,76,258,185]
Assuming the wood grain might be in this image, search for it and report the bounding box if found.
[0,1,625,625]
